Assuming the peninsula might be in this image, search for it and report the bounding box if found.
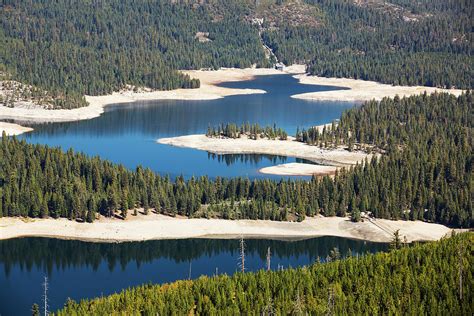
[157,134,372,176]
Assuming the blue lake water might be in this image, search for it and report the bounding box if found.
[18,74,354,179]
[0,75,369,315]
[0,237,388,315]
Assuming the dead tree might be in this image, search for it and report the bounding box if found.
[43,276,49,316]
[239,237,246,272]
[261,297,275,316]
[266,247,271,271]
[292,289,305,315]
[326,287,334,316]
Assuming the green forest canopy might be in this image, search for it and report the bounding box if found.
[54,233,473,315]
[1,92,472,227]
[263,0,473,88]
[0,0,268,108]
[0,0,472,109]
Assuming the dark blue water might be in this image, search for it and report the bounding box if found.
[18,75,354,179]
[0,75,363,315]
[0,237,388,315]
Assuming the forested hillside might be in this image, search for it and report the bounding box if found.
[261,0,473,88]
[1,92,471,227]
[54,233,473,315]
[0,0,267,108]
[1,0,472,109]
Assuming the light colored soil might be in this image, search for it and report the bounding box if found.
[0,213,456,243]
[259,162,338,176]
[0,67,301,123]
[0,122,33,136]
[291,74,465,102]
[157,134,372,174]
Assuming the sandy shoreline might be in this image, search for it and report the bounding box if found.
[292,74,465,102]
[0,122,33,136]
[0,213,455,243]
[157,134,371,175]
[260,162,338,176]
[0,67,301,124]
[0,65,463,130]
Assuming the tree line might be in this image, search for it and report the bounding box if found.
[206,123,288,140]
[263,0,473,88]
[0,0,268,108]
[0,92,471,227]
[53,233,473,315]
[1,0,472,110]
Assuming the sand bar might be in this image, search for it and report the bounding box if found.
[291,74,465,102]
[260,162,338,176]
[0,122,33,136]
[0,67,302,123]
[158,135,371,168]
[0,213,455,243]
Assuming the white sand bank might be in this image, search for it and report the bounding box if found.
[158,134,371,169]
[0,122,33,136]
[260,163,338,176]
[292,74,465,102]
[0,214,455,243]
[0,67,302,123]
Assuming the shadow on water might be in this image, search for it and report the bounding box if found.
[13,75,355,179]
[0,236,388,315]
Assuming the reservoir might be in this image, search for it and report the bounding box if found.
[0,74,373,315]
[18,74,354,179]
[0,237,388,315]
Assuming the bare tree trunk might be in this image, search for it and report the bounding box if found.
[266,247,271,271]
[239,237,245,272]
[43,276,49,316]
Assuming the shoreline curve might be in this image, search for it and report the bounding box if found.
[0,214,456,244]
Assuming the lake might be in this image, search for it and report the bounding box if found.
[0,237,388,315]
[18,74,354,179]
[0,74,370,315]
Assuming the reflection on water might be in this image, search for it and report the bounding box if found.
[208,153,289,166]
[207,154,321,167]
[0,236,387,315]
[16,75,355,179]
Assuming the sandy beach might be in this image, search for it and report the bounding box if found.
[0,67,301,123]
[157,134,371,175]
[0,213,455,243]
[0,65,463,128]
[292,74,465,102]
[0,122,33,136]
[260,163,338,176]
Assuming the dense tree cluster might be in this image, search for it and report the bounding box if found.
[54,233,473,315]
[0,0,472,109]
[263,0,473,88]
[322,92,472,226]
[0,0,268,108]
[206,123,288,140]
[0,93,471,227]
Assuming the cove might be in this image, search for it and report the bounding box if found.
[18,75,354,179]
[0,237,388,315]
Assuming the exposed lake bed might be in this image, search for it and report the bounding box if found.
[0,70,464,315]
[14,73,354,179]
[0,213,453,243]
